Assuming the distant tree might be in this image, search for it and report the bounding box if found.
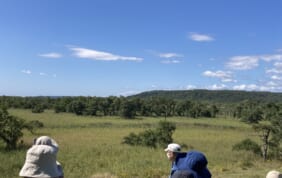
[237,102,282,160]
[263,102,280,121]
[233,105,243,118]
[252,123,274,161]
[67,100,86,115]
[190,102,203,118]
[241,109,263,124]
[120,100,136,119]
[54,102,66,113]
[155,121,176,147]
[31,104,44,113]
[210,104,219,118]
[85,99,99,116]
[269,113,282,159]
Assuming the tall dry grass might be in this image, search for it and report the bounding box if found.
[0,109,280,178]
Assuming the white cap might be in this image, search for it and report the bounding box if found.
[266,170,282,178]
[164,143,181,152]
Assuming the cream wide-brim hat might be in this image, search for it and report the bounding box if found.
[19,136,63,178]
[266,170,282,178]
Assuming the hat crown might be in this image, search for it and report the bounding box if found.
[266,170,282,178]
[35,136,58,149]
[165,143,181,152]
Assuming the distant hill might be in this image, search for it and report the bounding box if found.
[128,89,282,103]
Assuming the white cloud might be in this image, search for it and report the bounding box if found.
[189,33,214,42]
[266,68,282,74]
[271,75,282,80]
[233,84,258,91]
[203,70,231,78]
[274,62,282,68]
[232,80,282,92]
[39,72,47,76]
[161,59,180,64]
[38,53,62,58]
[266,62,282,74]
[226,56,259,70]
[118,90,141,96]
[21,70,31,74]
[70,47,143,61]
[202,70,234,82]
[260,54,282,62]
[158,53,183,58]
[185,85,197,90]
[208,84,227,90]
[226,54,282,71]
[277,48,282,52]
[151,85,157,88]
[222,78,236,82]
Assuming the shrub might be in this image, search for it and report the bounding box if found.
[31,105,44,113]
[122,121,176,148]
[0,107,43,150]
[232,138,261,155]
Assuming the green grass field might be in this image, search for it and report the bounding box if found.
[1,109,281,178]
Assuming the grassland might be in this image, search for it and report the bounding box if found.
[0,109,281,178]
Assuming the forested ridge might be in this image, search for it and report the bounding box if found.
[129,89,282,103]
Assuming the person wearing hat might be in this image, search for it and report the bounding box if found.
[19,136,64,178]
[164,143,196,178]
[266,170,282,178]
[164,143,211,178]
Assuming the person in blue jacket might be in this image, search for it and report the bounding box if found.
[164,143,211,178]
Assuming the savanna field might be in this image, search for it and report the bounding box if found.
[1,109,281,178]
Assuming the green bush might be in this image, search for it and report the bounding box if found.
[0,107,43,150]
[122,121,176,148]
[31,105,44,113]
[232,138,261,155]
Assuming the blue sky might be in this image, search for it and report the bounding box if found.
[1,0,282,96]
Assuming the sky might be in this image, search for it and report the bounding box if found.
[1,0,282,97]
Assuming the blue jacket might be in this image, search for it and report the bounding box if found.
[170,151,211,178]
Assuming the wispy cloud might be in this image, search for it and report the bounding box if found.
[202,70,235,82]
[208,84,227,90]
[226,56,259,70]
[118,90,141,96]
[38,52,62,58]
[271,75,282,80]
[185,85,197,90]
[260,54,282,62]
[266,62,282,74]
[277,48,282,52]
[158,53,183,58]
[233,83,282,92]
[161,59,181,64]
[233,84,258,91]
[70,47,143,61]
[226,54,282,71]
[21,70,31,75]
[188,32,214,42]
[39,72,47,76]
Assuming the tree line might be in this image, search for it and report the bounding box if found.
[0,95,221,118]
[0,93,281,160]
[1,95,282,120]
